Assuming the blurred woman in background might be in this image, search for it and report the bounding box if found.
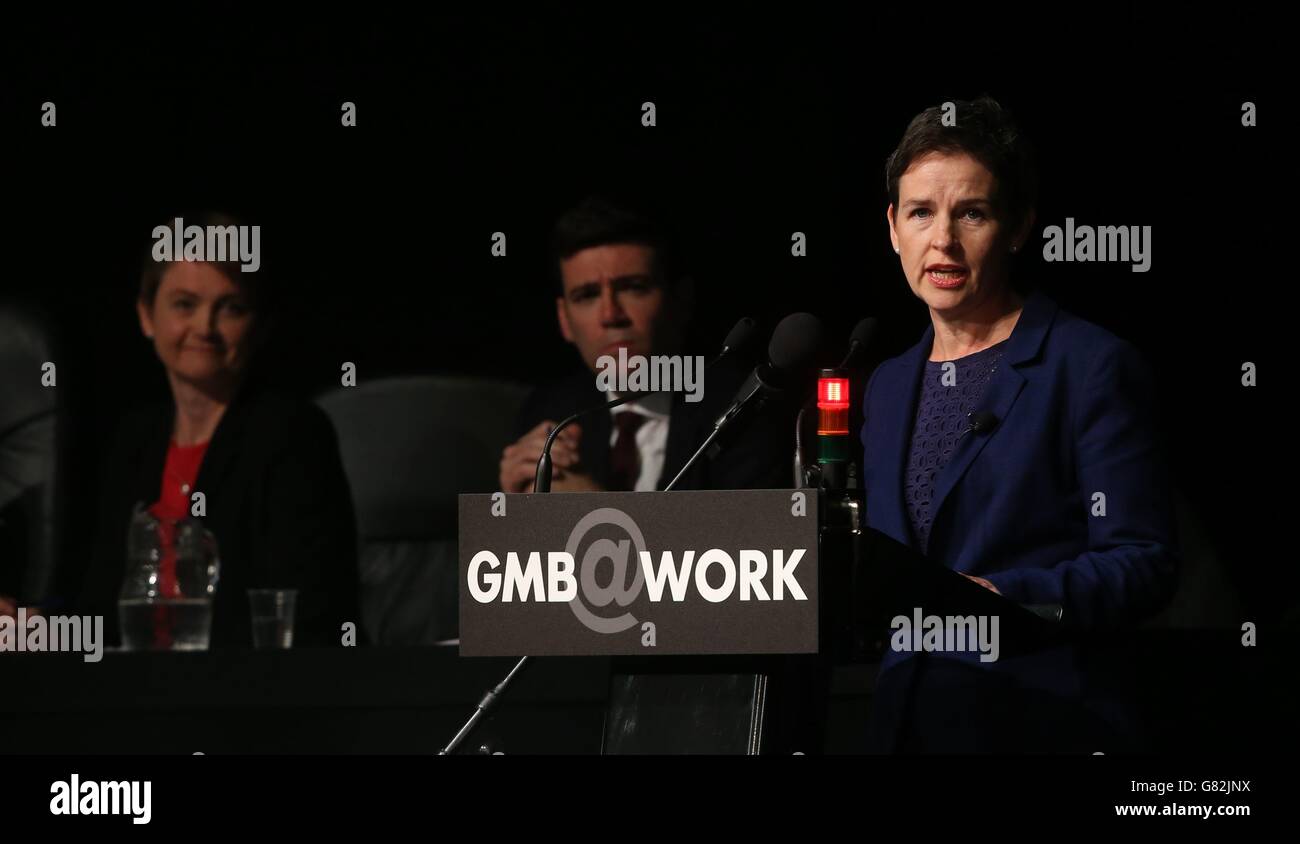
[79,212,360,648]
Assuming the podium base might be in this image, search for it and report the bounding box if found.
[600,656,832,754]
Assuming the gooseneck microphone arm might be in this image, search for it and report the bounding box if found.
[793,404,810,487]
[534,393,642,493]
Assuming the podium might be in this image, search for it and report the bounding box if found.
[457,489,1062,754]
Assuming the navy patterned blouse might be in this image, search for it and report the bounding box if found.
[904,338,1009,555]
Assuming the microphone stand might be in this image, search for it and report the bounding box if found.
[439,654,531,755]
[663,359,791,491]
[664,426,725,491]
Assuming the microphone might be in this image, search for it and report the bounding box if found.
[713,317,758,366]
[533,317,759,493]
[666,312,824,491]
[710,313,823,432]
[838,317,879,369]
[957,410,999,439]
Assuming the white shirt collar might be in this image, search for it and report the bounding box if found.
[605,390,673,419]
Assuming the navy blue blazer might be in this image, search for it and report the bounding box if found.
[859,290,1180,751]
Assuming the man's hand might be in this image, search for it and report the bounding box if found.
[962,574,1001,595]
[499,420,585,494]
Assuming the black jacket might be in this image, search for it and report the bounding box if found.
[79,387,360,648]
[512,356,796,492]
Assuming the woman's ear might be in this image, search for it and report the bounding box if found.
[136,298,155,339]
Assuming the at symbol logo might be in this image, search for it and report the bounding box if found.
[565,508,647,634]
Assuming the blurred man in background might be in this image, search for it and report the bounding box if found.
[500,195,793,495]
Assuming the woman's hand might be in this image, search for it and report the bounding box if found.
[962,574,1001,594]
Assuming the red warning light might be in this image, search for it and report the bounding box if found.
[817,375,850,436]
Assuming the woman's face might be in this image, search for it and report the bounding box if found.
[137,262,256,389]
[887,151,1024,318]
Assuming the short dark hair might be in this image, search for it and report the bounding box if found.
[550,196,681,293]
[885,96,1038,232]
[138,210,265,309]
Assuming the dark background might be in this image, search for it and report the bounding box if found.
[1,15,1282,622]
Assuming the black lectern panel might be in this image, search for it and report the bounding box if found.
[603,671,765,754]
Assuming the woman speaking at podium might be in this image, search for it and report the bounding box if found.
[859,98,1179,752]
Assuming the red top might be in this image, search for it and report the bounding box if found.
[149,439,210,599]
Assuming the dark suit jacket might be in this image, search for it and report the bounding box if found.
[513,356,795,492]
[79,386,361,648]
[859,290,1180,752]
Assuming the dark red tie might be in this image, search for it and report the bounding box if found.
[608,412,648,491]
